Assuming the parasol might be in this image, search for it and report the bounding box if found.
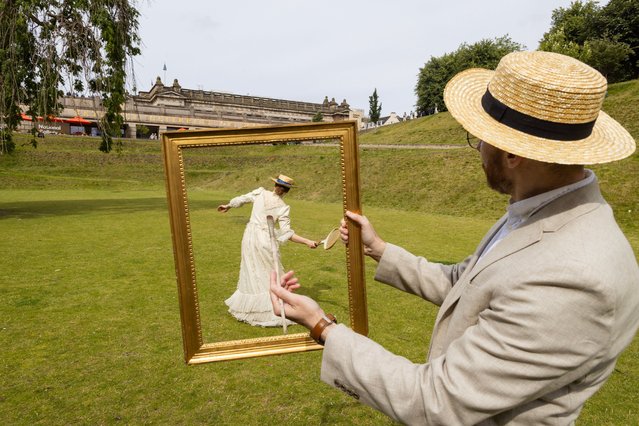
[65,115,91,125]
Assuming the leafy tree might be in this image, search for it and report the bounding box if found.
[311,111,324,122]
[0,0,140,154]
[541,0,601,46]
[598,0,639,80]
[415,53,456,116]
[539,0,637,82]
[539,27,589,61]
[583,38,634,81]
[136,124,150,138]
[368,89,382,123]
[415,36,523,115]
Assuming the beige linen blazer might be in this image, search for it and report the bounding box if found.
[321,180,639,425]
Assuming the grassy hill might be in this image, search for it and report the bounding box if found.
[359,111,465,146]
[4,79,637,243]
[359,79,639,248]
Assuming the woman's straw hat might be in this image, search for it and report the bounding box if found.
[271,174,295,188]
[444,51,635,164]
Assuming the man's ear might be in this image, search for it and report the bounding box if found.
[504,152,523,169]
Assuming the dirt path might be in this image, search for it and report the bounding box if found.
[304,142,463,150]
[360,144,463,149]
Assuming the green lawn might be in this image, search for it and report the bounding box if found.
[2,186,637,424]
[0,188,490,425]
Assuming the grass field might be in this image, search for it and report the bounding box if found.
[1,80,638,424]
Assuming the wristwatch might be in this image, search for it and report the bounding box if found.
[310,313,337,345]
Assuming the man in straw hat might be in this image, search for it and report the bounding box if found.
[270,51,639,424]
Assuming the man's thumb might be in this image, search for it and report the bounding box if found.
[345,210,364,225]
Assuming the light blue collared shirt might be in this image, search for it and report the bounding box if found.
[477,169,595,263]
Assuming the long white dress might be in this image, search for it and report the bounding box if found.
[224,187,296,327]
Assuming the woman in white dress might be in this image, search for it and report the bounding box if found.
[217,175,318,327]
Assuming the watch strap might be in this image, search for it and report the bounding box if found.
[310,313,337,345]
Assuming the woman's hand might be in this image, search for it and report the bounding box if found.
[217,204,230,213]
[340,211,386,261]
[270,270,324,329]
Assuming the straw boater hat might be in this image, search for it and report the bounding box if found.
[444,50,636,164]
[271,174,295,188]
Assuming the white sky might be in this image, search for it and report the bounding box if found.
[131,0,584,116]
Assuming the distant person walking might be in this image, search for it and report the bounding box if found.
[218,175,317,327]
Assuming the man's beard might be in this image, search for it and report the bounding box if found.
[483,149,512,195]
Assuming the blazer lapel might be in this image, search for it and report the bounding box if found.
[428,179,606,360]
[467,224,543,280]
[434,180,605,329]
[434,214,508,320]
[429,215,508,355]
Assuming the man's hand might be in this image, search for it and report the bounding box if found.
[270,270,325,329]
[217,204,230,213]
[340,211,387,261]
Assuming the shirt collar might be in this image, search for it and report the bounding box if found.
[505,169,595,230]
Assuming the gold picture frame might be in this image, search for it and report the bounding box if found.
[162,121,367,364]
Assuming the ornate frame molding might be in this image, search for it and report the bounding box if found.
[162,121,367,364]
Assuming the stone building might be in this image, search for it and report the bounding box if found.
[28,78,354,138]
